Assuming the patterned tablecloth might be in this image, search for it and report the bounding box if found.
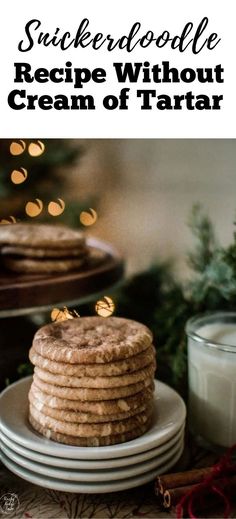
[1,439,233,519]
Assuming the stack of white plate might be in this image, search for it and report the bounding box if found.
[0,377,186,493]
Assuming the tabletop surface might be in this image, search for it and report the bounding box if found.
[1,440,234,519]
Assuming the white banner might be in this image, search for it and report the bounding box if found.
[0,0,235,137]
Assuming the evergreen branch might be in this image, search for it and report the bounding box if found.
[187,203,217,272]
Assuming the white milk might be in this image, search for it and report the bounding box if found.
[187,320,236,448]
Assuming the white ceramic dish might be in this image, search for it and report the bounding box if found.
[1,438,184,482]
[0,377,186,460]
[1,443,184,493]
[0,424,185,469]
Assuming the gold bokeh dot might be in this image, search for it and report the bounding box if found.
[80,208,97,226]
[10,140,26,156]
[11,168,28,185]
[48,198,65,216]
[51,307,79,322]
[0,216,17,225]
[51,308,68,322]
[28,140,45,157]
[25,199,43,217]
[95,296,115,317]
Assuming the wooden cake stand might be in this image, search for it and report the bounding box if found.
[0,237,125,317]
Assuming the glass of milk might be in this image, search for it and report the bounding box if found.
[186,312,236,449]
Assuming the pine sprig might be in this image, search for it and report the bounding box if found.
[115,205,236,397]
[187,205,236,311]
[187,203,217,273]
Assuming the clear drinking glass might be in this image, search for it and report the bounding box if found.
[186,312,236,449]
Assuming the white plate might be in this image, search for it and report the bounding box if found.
[1,438,184,482]
[0,377,186,460]
[0,424,185,469]
[1,443,184,493]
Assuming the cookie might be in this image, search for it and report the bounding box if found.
[0,223,85,249]
[29,414,153,446]
[29,345,156,377]
[29,403,153,437]
[1,245,87,258]
[33,373,154,401]
[30,382,155,414]
[2,255,86,273]
[32,317,153,364]
[34,363,155,388]
[29,391,150,423]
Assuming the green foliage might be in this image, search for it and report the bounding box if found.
[0,139,84,227]
[17,362,33,377]
[187,203,217,273]
[116,205,236,397]
[0,139,80,195]
[187,204,236,311]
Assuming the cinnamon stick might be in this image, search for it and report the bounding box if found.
[163,484,198,508]
[162,474,236,509]
[155,467,219,496]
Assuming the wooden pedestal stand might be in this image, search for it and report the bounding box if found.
[0,237,124,388]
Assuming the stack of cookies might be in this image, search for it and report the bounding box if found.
[0,223,88,273]
[28,317,156,447]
